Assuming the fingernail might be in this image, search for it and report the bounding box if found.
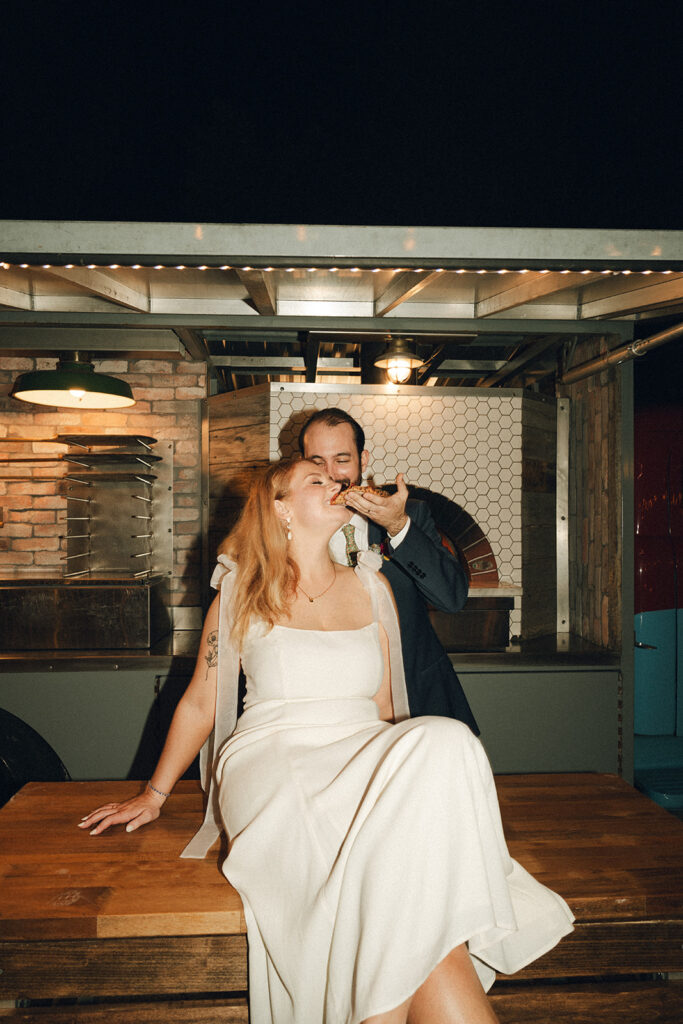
[89,828,98,835]
[80,815,89,821]
[125,824,133,832]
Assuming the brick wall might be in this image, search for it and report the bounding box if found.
[0,354,206,611]
[561,337,622,649]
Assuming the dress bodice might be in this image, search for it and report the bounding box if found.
[181,553,411,859]
[241,622,384,706]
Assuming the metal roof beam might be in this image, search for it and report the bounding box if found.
[0,310,634,339]
[416,343,446,385]
[0,327,183,354]
[435,360,507,373]
[303,333,320,383]
[210,356,357,374]
[2,222,681,269]
[478,335,564,387]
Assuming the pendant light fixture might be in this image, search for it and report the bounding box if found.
[10,352,135,409]
[373,336,423,384]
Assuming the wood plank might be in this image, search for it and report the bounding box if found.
[209,464,270,501]
[235,269,277,316]
[41,267,149,312]
[511,918,683,978]
[490,979,683,1024]
[2,775,683,940]
[208,423,270,466]
[0,935,248,999]
[0,999,249,1023]
[0,782,245,940]
[374,270,442,316]
[2,773,683,1006]
[0,282,32,310]
[498,774,683,920]
[2,983,680,1024]
[207,388,271,468]
[580,274,683,319]
[476,272,603,317]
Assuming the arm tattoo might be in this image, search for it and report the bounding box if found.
[204,630,218,673]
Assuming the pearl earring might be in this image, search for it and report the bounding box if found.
[285,515,292,541]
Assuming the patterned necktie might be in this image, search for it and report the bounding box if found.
[341,523,359,566]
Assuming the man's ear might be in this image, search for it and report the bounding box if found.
[360,449,370,475]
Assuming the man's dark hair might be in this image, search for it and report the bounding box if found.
[298,407,365,457]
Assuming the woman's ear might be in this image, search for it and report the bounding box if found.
[274,499,289,524]
[275,499,292,541]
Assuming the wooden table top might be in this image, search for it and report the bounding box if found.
[0,780,242,941]
[1,774,681,942]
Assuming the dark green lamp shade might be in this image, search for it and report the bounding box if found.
[10,361,135,409]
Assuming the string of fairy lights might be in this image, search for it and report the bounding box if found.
[0,263,678,275]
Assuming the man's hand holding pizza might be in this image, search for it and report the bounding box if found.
[334,473,410,538]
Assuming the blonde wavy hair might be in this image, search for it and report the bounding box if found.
[221,458,302,647]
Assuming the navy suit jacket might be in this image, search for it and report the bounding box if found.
[368,499,479,735]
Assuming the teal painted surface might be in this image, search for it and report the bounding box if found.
[634,734,683,769]
[678,608,683,737]
[634,609,677,734]
[634,766,683,809]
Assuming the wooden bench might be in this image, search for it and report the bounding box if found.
[0,774,681,1022]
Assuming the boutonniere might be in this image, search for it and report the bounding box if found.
[370,542,391,561]
[358,548,384,572]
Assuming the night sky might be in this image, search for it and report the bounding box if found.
[2,3,682,229]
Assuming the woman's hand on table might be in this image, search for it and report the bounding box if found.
[78,788,165,836]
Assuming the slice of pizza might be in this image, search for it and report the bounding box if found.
[331,484,389,506]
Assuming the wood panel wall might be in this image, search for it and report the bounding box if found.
[561,337,622,649]
[205,386,271,588]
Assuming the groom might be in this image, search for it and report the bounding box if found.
[299,408,479,735]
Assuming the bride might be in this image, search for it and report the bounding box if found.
[80,458,574,1024]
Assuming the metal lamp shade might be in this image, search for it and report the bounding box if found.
[10,360,135,409]
[374,338,423,384]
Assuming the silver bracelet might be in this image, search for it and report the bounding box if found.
[147,781,170,799]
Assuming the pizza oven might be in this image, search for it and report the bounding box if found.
[400,486,514,652]
[206,383,557,651]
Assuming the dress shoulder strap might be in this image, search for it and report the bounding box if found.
[354,550,382,621]
[355,552,410,723]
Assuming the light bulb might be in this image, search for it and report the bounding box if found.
[69,388,86,400]
[386,358,413,384]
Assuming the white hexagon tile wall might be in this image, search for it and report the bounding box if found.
[270,385,525,637]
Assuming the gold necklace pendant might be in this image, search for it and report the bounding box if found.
[297,566,337,603]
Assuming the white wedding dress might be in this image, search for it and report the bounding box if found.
[184,556,574,1024]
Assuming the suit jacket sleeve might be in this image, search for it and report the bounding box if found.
[388,499,468,614]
